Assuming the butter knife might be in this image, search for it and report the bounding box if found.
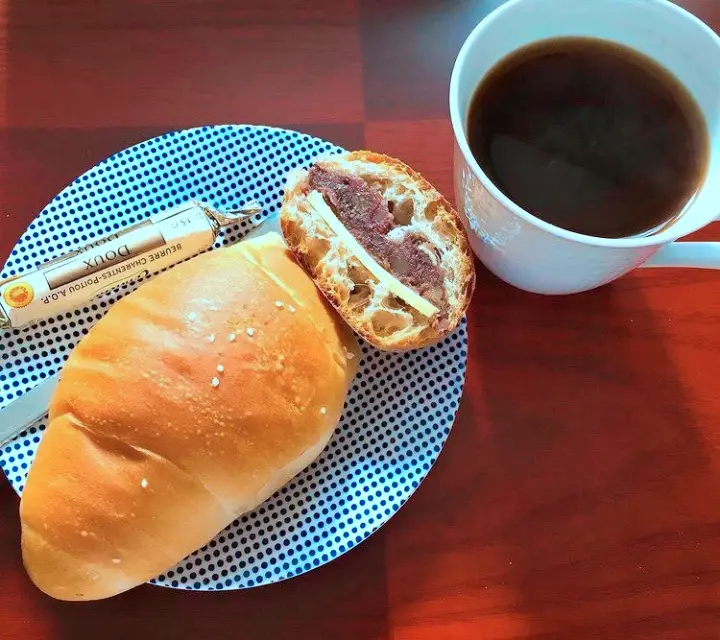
[0,373,58,447]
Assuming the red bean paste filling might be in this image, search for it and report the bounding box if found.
[308,165,447,309]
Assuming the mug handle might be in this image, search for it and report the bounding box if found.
[644,216,720,268]
[644,242,720,269]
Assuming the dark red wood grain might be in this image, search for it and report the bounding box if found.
[1,1,720,638]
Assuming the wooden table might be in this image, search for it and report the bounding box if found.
[1,1,719,637]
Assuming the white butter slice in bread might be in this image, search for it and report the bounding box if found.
[306,191,439,318]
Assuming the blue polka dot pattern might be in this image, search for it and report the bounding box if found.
[0,126,468,591]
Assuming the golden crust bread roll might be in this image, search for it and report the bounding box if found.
[20,232,359,601]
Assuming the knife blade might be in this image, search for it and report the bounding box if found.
[0,373,59,447]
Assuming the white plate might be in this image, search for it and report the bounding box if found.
[0,125,468,591]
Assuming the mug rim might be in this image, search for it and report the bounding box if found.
[449,0,719,249]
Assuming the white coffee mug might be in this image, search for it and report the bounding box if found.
[449,0,720,294]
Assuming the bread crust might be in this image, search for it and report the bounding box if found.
[20,232,359,600]
[280,150,475,351]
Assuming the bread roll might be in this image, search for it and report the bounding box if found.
[20,232,359,601]
[280,151,475,351]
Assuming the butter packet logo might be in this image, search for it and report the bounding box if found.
[3,282,34,308]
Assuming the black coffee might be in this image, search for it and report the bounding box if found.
[467,37,709,238]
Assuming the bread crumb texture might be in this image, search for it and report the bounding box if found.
[281,151,475,351]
